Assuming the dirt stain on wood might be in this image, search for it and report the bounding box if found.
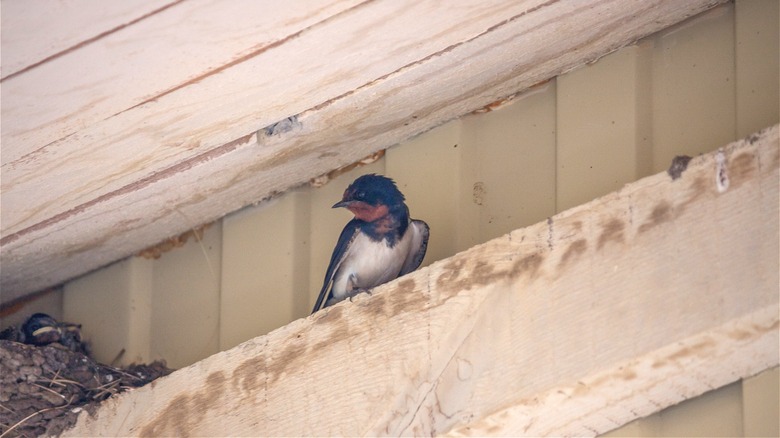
[434,250,544,298]
[314,305,344,325]
[728,151,756,189]
[262,310,356,385]
[638,201,673,234]
[597,218,625,249]
[559,239,587,270]
[366,293,389,318]
[682,175,710,208]
[390,279,427,316]
[510,253,543,280]
[268,341,309,385]
[140,370,226,437]
[137,223,212,259]
[435,258,468,294]
[232,355,266,398]
[472,261,496,284]
[667,338,716,363]
[573,365,638,398]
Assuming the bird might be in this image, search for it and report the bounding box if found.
[311,174,429,314]
[6,312,90,355]
[21,313,62,345]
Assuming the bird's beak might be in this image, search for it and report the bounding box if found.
[332,200,353,209]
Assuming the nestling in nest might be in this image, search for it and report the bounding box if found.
[0,313,173,437]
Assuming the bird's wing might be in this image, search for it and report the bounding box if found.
[311,220,362,314]
[399,219,430,276]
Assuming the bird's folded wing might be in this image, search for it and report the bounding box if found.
[399,219,430,276]
[311,220,361,313]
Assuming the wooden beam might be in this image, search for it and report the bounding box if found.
[445,308,777,436]
[0,0,177,79]
[64,126,779,436]
[0,0,726,302]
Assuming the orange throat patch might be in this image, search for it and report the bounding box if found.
[348,202,389,223]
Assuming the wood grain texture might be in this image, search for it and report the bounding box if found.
[64,126,779,437]
[445,307,777,436]
[0,0,726,302]
[0,0,175,78]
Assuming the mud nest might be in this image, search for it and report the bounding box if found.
[0,336,172,437]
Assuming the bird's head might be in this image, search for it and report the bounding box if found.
[21,313,61,345]
[333,174,405,222]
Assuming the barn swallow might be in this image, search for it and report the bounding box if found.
[11,312,90,354]
[311,174,429,314]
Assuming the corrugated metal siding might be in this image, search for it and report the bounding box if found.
[9,0,777,435]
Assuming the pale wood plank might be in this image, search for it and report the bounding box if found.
[447,309,773,437]
[1,0,726,302]
[0,0,366,164]
[64,126,779,437]
[0,0,538,232]
[0,0,171,78]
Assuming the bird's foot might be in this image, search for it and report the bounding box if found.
[348,288,372,302]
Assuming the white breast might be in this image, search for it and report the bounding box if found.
[329,228,418,302]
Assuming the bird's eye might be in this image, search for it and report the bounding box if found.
[357,191,366,199]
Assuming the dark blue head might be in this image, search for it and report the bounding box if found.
[333,174,406,222]
[335,174,405,207]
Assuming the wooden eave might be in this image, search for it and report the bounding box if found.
[0,0,726,303]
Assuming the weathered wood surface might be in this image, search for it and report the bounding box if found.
[0,0,174,79]
[65,126,779,436]
[0,0,726,303]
